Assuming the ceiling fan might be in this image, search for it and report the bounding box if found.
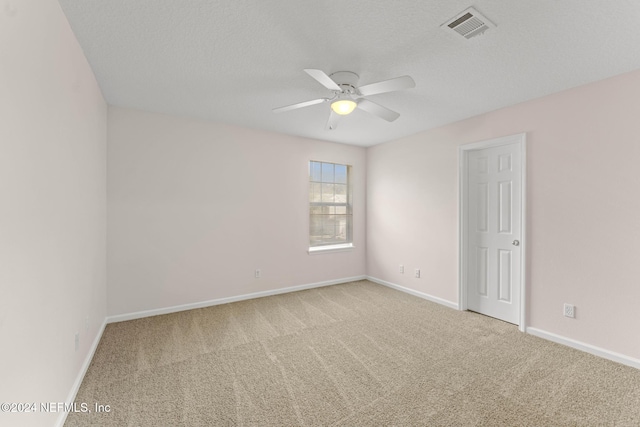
[273,69,415,130]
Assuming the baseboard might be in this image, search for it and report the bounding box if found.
[55,318,108,427]
[366,276,459,310]
[107,275,368,323]
[526,327,640,370]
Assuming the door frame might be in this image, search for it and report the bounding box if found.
[458,133,527,332]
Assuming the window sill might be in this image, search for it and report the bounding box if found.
[308,243,355,255]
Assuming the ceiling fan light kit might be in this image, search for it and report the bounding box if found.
[331,98,357,115]
[273,68,415,130]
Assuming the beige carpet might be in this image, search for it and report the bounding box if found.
[65,280,640,426]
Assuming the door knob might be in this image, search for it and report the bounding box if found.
[512,240,520,246]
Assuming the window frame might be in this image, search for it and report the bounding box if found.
[308,160,354,253]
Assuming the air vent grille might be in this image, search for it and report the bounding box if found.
[442,7,495,39]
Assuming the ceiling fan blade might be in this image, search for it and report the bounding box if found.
[272,98,328,113]
[357,99,400,122]
[304,69,342,91]
[326,110,340,130]
[358,75,415,96]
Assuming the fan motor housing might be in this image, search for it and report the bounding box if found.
[329,71,359,93]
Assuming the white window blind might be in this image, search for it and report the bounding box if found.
[309,161,352,247]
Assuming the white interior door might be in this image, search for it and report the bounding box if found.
[465,138,523,325]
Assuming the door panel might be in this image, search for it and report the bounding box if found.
[477,247,488,296]
[498,181,512,233]
[466,141,522,324]
[498,249,512,302]
[477,182,488,232]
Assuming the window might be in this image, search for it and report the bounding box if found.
[309,161,353,250]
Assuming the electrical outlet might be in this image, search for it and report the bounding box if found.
[415,269,420,278]
[74,333,79,352]
[84,316,89,332]
[255,269,261,279]
[563,303,575,318]
[399,265,404,274]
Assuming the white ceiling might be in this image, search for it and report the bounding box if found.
[58,0,640,147]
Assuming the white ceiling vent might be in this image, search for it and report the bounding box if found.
[442,7,495,39]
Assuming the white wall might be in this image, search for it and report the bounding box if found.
[107,107,366,316]
[0,1,107,426]
[367,69,640,361]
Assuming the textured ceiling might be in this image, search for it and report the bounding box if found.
[58,0,640,147]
